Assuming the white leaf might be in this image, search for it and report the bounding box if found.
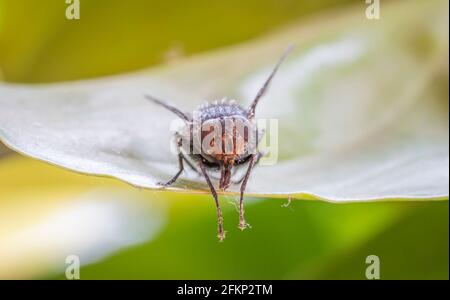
[0,0,448,202]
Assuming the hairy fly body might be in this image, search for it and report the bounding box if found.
[146,45,293,241]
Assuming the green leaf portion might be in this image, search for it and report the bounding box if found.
[49,196,449,279]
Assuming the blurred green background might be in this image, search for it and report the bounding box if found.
[0,0,448,279]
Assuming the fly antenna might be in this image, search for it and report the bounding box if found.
[145,94,191,122]
[247,44,295,118]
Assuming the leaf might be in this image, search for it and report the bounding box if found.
[0,0,448,202]
[52,200,450,279]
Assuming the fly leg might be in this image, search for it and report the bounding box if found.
[238,154,257,230]
[232,151,263,185]
[157,137,185,187]
[199,159,225,241]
